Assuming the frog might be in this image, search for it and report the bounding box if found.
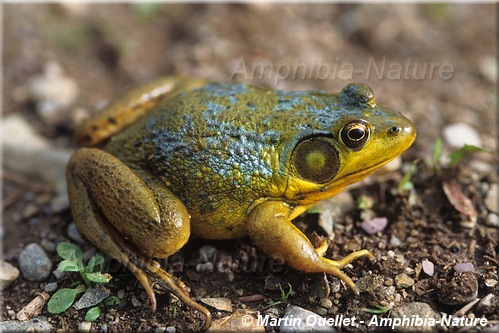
[66,76,416,329]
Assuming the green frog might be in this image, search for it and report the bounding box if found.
[67,77,416,329]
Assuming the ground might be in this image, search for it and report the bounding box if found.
[2,3,497,333]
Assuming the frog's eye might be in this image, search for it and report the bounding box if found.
[293,137,340,184]
[340,120,370,150]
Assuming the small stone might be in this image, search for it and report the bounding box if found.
[67,222,85,244]
[421,259,434,277]
[44,282,58,293]
[131,296,142,307]
[395,273,415,288]
[485,213,499,227]
[390,235,401,246]
[78,321,92,333]
[0,316,52,333]
[207,311,265,332]
[361,217,388,235]
[28,61,79,122]
[310,275,330,300]
[484,279,498,288]
[199,245,217,262]
[437,272,478,306]
[0,260,20,291]
[166,326,176,333]
[390,302,440,332]
[18,243,53,281]
[154,326,166,333]
[201,297,233,312]
[485,183,498,213]
[476,293,495,313]
[316,192,354,235]
[442,123,482,149]
[73,287,109,310]
[117,290,125,299]
[1,115,72,211]
[280,306,336,332]
[319,298,332,309]
[453,262,474,273]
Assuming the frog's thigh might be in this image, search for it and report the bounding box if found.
[67,148,190,259]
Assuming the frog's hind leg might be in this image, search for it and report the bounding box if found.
[66,148,211,329]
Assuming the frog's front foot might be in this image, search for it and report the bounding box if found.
[247,201,374,295]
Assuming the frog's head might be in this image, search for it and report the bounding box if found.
[281,83,416,205]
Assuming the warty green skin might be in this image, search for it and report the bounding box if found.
[105,82,409,238]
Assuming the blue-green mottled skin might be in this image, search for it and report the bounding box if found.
[104,83,409,238]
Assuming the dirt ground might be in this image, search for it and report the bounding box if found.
[2,3,497,333]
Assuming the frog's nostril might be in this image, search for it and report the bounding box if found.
[388,126,400,135]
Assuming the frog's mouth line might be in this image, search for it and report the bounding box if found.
[295,155,400,205]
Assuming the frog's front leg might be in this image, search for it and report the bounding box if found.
[66,148,211,329]
[246,201,373,294]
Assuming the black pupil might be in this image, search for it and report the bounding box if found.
[349,128,364,140]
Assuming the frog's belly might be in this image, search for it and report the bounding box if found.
[189,213,248,240]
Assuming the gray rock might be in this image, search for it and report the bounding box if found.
[0,260,20,291]
[1,115,72,211]
[18,243,53,281]
[44,282,58,293]
[0,316,52,333]
[67,222,85,244]
[390,302,440,332]
[73,287,109,310]
[485,183,498,213]
[280,306,336,333]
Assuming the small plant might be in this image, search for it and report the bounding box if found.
[398,159,418,193]
[268,283,293,307]
[47,242,120,321]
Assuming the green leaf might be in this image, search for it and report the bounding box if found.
[87,253,107,272]
[104,296,121,306]
[57,259,83,272]
[448,144,491,167]
[56,242,83,262]
[86,272,112,283]
[84,306,101,322]
[47,287,86,314]
[398,160,418,192]
[432,138,443,171]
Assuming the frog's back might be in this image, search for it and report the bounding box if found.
[105,82,399,238]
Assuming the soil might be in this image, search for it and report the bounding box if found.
[2,3,497,333]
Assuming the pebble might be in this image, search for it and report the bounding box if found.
[361,217,388,235]
[78,321,92,333]
[486,213,499,227]
[44,282,58,293]
[476,293,495,313]
[395,273,415,289]
[310,275,330,300]
[18,243,53,281]
[207,311,265,333]
[437,272,478,306]
[442,123,482,149]
[0,316,52,333]
[280,306,336,332]
[453,262,474,273]
[0,260,20,291]
[316,192,354,235]
[67,222,86,244]
[390,302,440,332]
[484,278,498,288]
[485,183,498,213]
[73,287,110,310]
[200,297,233,312]
[1,115,72,211]
[27,61,79,122]
[131,296,142,307]
[421,259,434,277]
[199,245,217,262]
[166,326,176,333]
